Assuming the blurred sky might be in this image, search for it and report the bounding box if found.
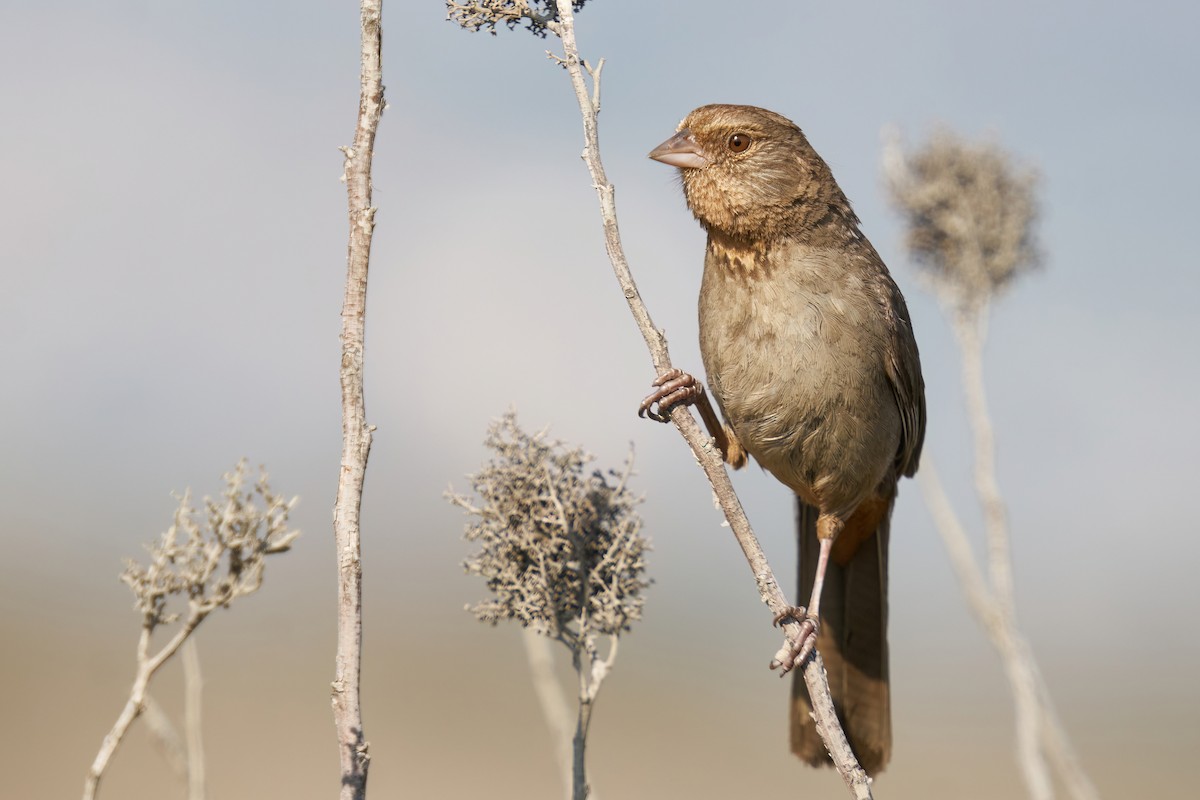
[2,1,1198,798]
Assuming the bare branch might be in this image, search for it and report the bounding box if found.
[331,2,385,798]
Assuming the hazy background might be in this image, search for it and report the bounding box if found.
[2,1,1197,797]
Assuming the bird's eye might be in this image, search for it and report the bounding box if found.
[727,133,752,153]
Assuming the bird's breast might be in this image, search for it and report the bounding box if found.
[697,240,900,512]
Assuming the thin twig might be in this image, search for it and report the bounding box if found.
[920,459,1044,798]
[548,2,871,796]
[1034,673,1099,800]
[919,449,1097,800]
[952,307,1050,800]
[331,1,384,798]
[182,638,206,800]
[141,695,188,780]
[916,460,999,628]
[573,649,594,800]
[957,307,1097,800]
[521,629,576,797]
[84,617,202,800]
[921,453,1097,800]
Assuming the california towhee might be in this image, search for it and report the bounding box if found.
[640,104,925,775]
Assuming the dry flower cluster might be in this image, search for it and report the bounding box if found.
[450,412,648,641]
[884,129,1041,311]
[122,460,300,629]
[447,0,590,37]
[449,412,648,799]
[84,461,299,800]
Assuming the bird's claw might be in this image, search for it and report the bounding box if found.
[772,605,808,628]
[638,368,703,422]
[769,607,820,675]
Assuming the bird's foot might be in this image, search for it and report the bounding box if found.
[638,368,703,422]
[769,606,819,675]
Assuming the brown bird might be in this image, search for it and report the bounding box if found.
[640,104,925,775]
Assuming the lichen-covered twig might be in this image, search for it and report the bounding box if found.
[82,461,298,800]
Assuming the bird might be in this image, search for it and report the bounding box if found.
[639,104,925,776]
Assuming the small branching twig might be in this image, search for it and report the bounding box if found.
[82,461,299,800]
[884,129,1097,800]
[448,412,649,800]
[448,3,872,796]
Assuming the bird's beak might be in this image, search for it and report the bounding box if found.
[649,129,708,169]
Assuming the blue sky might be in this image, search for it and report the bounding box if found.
[2,2,1197,797]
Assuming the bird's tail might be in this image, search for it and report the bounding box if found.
[790,497,892,776]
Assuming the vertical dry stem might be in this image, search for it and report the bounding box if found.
[918,310,1098,800]
[141,696,188,780]
[182,639,206,800]
[331,2,384,798]
[572,679,593,800]
[522,630,575,796]
[885,128,1095,800]
[955,307,1047,800]
[942,308,1096,800]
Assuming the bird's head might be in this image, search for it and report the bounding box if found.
[649,104,850,241]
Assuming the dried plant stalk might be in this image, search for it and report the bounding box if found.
[449,412,648,799]
[331,2,385,798]
[885,129,1096,800]
[82,462,298,800]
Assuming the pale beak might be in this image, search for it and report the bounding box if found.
[648,128,708,169]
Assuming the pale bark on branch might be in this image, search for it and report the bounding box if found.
[331,2,384,798]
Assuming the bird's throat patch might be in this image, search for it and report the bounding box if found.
[708,236,776,279]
